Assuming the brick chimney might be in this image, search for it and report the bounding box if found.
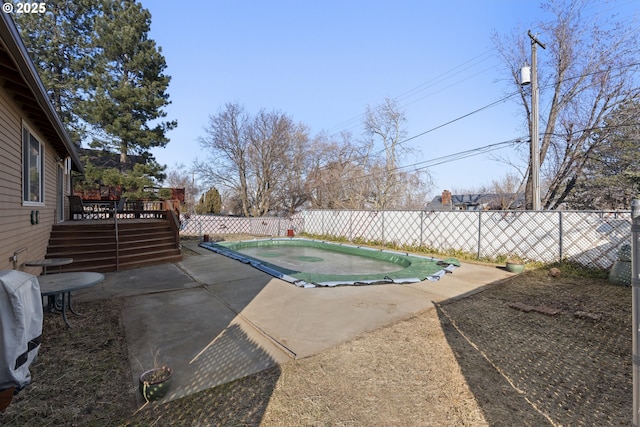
[441,190,452,206]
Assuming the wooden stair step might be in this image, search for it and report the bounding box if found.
[46,218,182,272]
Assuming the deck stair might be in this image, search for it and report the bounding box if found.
[45,219,182,273]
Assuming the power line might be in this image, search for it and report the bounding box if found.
[303,57,640,197]
[325,50,498,135]
[303,89,525,191]
[395,51,495,104]
[411,138,526,171]
[325,0,640,138]
[308,137,525,192]
[397,90,521,147]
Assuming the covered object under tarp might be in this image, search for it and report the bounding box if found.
[0,270,42,409]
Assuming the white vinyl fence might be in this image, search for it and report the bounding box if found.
[179,214,303,239]
[180,209,631,269]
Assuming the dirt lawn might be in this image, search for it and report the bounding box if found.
[0,252,631,426]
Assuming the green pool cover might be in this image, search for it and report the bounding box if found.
[201,238,459,288]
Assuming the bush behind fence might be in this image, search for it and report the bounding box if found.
[180,209,631,269]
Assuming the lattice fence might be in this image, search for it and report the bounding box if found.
[178,210,631,268]
[179,214,303,238]
[301,209,632,269]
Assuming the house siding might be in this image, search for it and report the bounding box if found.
[0,86,62,273]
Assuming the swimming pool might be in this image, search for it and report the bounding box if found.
[200,238,459,288]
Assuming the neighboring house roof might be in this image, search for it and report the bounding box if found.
[0,13,82,172]
[427,192,525,211]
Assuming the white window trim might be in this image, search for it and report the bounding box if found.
[22,122,45,206]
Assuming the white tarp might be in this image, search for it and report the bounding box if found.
[0,270,42,392]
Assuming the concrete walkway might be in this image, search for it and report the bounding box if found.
[75,242,515,405]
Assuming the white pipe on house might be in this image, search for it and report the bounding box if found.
[632,199,640,426]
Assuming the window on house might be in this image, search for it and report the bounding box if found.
[22,125,44,204]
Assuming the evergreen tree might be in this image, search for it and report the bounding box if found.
[196,187,222,214]
[14,0,176,191]
[567,100,640,209]
[88,0,176,170]
[13,0,100,143]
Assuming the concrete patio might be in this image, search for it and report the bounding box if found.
[74,242,515,405]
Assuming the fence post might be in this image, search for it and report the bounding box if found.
[632,199,640,427]
[477,211,482,260]
[381,211,385,244]
[558,211,563,263]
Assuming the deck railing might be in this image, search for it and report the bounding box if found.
[79,199,169,220]
[76,198,182,270]
[165,200,181,250]
[114,204,120,271]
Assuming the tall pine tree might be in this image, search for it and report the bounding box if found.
[14,0,176,184]
[13,0,100,143]
[88,0,176,171]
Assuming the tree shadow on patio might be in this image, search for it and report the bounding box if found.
[123,323,282,426]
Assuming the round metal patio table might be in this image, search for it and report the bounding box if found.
[38,272,105,328]
[25,258,73,275]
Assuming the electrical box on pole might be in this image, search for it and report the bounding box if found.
[520,63,531,86]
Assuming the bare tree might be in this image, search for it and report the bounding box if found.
[306,132,371,209]
[199,100,432,214]
[164,164,201,214]
[196,102,251,216]
[494,0,640,209]
[394,170,433,209]
[197,103,310,216]
[363,97,408,209]
[490,173,523,210]
[274,124,312,214]
[245,109,308,216]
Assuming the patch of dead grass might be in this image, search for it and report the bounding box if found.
[261,310,487,426]
[438,268,631,425]
[0,298,133,426]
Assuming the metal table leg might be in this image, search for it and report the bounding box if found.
[68,293,83,316]
[60,292,72,328]
[44,295,62,312]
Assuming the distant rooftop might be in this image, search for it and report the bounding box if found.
[427,190,524,211]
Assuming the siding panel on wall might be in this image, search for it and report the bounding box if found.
[0,87,57,272]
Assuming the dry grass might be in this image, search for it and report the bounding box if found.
[0,259,631,426]
[0,298,134,425]
[437,269,631,426]
[261,310,486,426]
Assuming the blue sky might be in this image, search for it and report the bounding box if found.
[145,0,637,197]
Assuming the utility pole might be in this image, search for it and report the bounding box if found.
[528,30,545,211]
